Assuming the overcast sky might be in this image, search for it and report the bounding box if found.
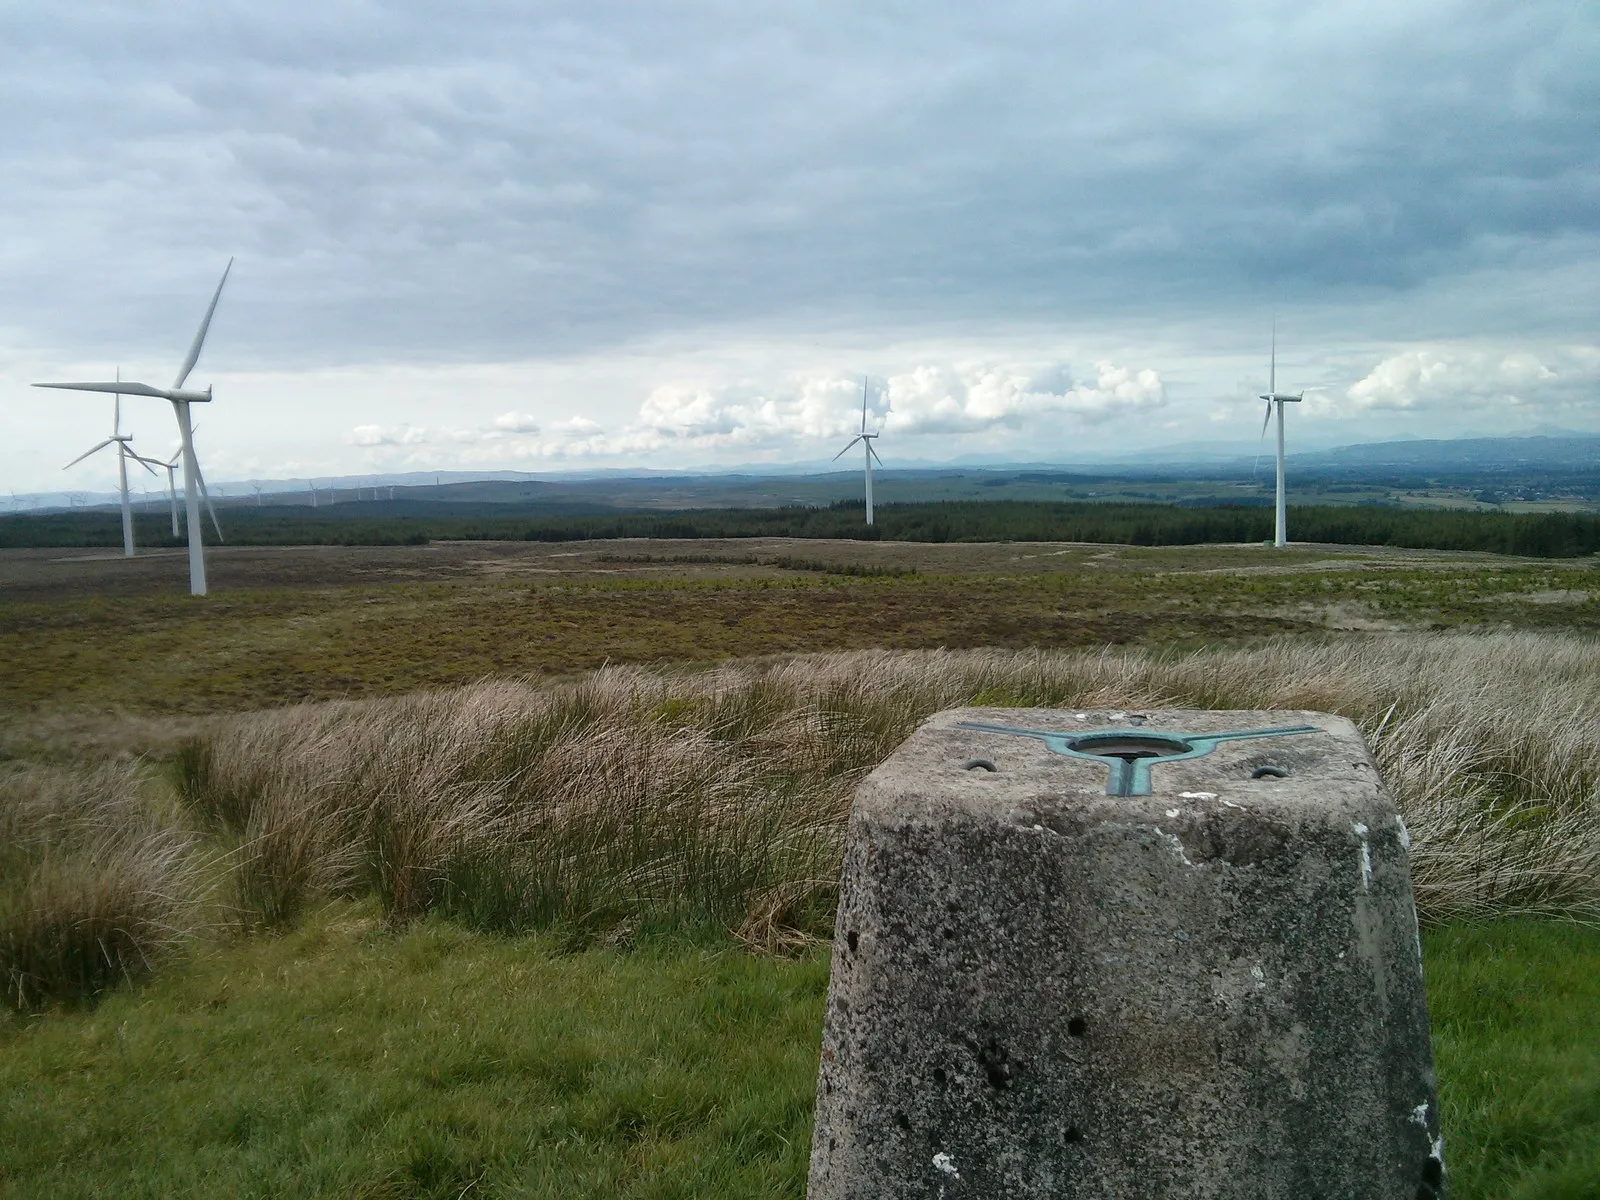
[2,0,1597,493]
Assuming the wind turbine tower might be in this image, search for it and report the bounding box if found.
[832,377,884,526]
[1258,330,1304,549]
[62,384,157,557]
[35,260,233,595]
[149,450,183,536]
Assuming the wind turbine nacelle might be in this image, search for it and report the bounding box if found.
[1259,393,1304,403]
[168,387,213,404]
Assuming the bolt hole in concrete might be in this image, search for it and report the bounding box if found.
[1251,765,1289,779]
[932,1067,947,1086]
[1067,1016,1088,1037]
[846,930,859,952]
[1066,733,1190,762]
[1065,1127,1084,1144]
[962,757,998,772]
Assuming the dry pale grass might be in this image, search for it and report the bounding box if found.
[0,763,205,1008]
[174,630,1600,942]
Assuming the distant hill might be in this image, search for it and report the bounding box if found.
[12,434,1596,514]
[1295,434,1600,470]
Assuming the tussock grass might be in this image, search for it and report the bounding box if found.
[174,631,1600,941]
[0,763,204,1008]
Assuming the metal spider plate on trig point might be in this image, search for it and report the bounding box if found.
[955,718,1320,796]
[809,706,1443,1199]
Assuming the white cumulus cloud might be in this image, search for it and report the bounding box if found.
[491,412,542,433]
[883,360,1165,435]
[340,357,1167,469]
[347,423,429,446]
[586,360,1166,458]
[1342,345,1600,413]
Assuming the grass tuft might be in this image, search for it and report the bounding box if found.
[0,762,204,1008]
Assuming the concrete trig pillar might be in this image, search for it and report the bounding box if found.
[809,707,1444,1198]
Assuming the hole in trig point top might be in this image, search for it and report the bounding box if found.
[1067,733,1191,763]
[1252,765,1289,780]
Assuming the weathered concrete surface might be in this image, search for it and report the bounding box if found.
[809,707,1443,1199]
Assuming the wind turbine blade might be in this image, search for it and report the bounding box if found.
[1252,399,1273,480]
[832,436,863,463]
[34,381,170,398]
[867,441,884,467]
[172,257,233,389]
[63,439,116,469]
[861,376,869,435]
[1269,322,1277,396]
[194,463,225,541]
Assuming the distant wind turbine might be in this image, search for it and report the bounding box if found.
[139,448,184,536]
[831,377,884,526]
[35,259,233,594]
[132,438,222,544]
[1258,327,1304,549]
[61,380,157,557]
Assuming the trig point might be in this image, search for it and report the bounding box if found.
[808,707,1444,1198]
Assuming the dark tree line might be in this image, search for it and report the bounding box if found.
[4,499,1599,557]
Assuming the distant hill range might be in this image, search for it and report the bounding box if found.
[1294,434,1600,470]
[9,434,1596,514]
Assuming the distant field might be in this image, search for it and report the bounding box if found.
[3,538,1597,754]
[18,455,1600,518]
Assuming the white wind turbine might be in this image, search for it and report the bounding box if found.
[831,377,884,526]
[123,445,185,537]
[1258,328,1304,549]
[60,381,158,557]
[36,260,233,594]
[135,433,222,542]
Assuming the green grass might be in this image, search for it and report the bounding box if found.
[0,908,1592,1198]
[1426,922,1600,1199]
[0,905,828,1199]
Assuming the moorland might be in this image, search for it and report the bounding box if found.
[2,532,1598,1198]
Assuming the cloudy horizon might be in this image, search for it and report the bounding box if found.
[3,1,1596,494]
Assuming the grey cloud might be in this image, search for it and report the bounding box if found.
[1,0,1596,374]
